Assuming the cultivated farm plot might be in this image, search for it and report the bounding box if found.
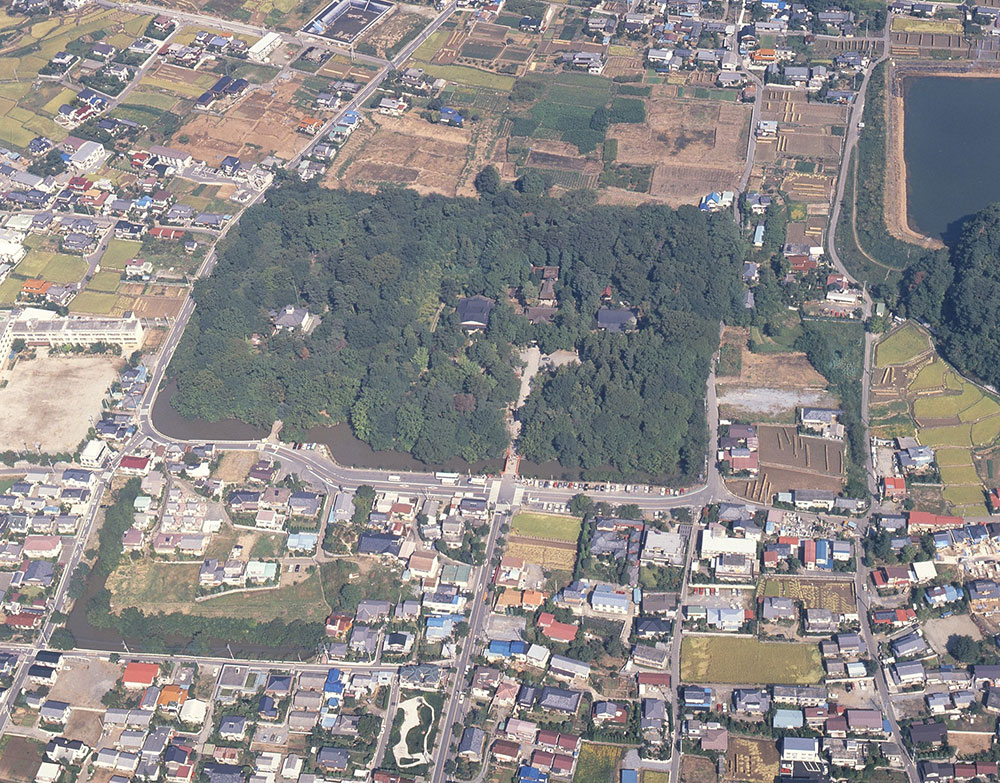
[609,90,749,205]
[173,76,310,164]
[573,742,623,783]
[333,114,476,197]
[725,737,779,783]
[681,636,824,684]
[511,511,582,542]
[506,536,577,570]
[0,736,43,783]
[876,322,931,366]
[758,576,856,613]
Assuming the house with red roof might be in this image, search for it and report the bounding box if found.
[119,455,151,476]
[537,612,578,643]
[122,661,160,689]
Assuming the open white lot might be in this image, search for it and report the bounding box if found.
[0,351,119,452]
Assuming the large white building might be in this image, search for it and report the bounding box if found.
[13,309,145,350]
[699,525,758,559]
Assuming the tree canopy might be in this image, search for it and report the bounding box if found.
[169,179,745,480]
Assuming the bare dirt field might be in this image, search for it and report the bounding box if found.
[922,613,983,655]
[65,709,106,746]
[781,171,835,203]
[0,352,119,452]
[174,77,309,165]
[681,755,718,783]
[49,659,122,708]
[718,388,839,418]
[608,92,749,205]
[0,736,43,783]
[360,11,428,57]
[758,424,845,475]
[213,449,260,482]
[950,731,994,757]
[721,345,828,389]
[330,114,493,197]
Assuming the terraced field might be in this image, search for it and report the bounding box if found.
[870,323,1000,515]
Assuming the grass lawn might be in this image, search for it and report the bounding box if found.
[124,89,180,111]
[0,277,20,304]
[69,291,118,314]
[681,636,823,684]
[100,239,142,271]
[913,386,982,420]
[876,322,930,367]
[910,359,948,391]
[511,511,582,542]
[40,254,87,283]
[573,743,623,783]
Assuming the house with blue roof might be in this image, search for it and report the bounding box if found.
[438,107,464,126]
[815,539,833,570]
[518,766,548,783]
[426,616,455,641]
[287,532,318,553]
[621,771,638,783]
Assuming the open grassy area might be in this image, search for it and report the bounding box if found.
[919,425,972,447]
[100,239,142,271]
[891,16,963,32]
[936,448,975,467]
[108,559,329,622]
[573,743,623,783]
[69,291,118,314]
[942,485,987,506]
[412,61,515,91]
[511,511,582,542]
[939,464,981,484]
[973,415,1000,447]
[681,636,823,684]
[876,323,931,367]
[87,269,123,293]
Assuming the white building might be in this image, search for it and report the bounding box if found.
[13,310,145,350]
[248,31,282,62]
[80,439,110,468]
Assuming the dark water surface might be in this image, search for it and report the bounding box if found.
[904,76,1000,242]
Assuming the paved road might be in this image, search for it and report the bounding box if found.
[666,523,701,783]
[430,509,508,783]
[737,71,763,192]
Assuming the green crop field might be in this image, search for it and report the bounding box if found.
[935,448,975,467]
[960,395,1000,423]
[681,636,823,684]
[573,743,623,783]
[413,62,515,91]
[41,254,88,283]
[548,84,610,108]
[913,386,982,420]
[919,425,972,447]
[973,415,1000,447]
[87,269,123,293]
[911,360,948,391]
[511,511,582,542]
[942,485,986,506]
[877,323,931,366]
[939,465,981,485]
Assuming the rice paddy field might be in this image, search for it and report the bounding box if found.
[681,636,824,684]
[871,323,1000,515]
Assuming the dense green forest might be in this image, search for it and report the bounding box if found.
[168,178,746,479]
